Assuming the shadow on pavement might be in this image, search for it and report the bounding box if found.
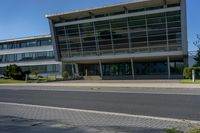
[0,116,167,133]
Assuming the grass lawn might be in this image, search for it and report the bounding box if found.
[188,128,200,133]
[27,76,57,83]
[167,128,200,133]
[0,76,57,84]
[0,79,25,84]
[181,79,200,84]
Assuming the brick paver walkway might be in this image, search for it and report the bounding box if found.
[0,102,199,132]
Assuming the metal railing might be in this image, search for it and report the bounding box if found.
[61,45,182,58]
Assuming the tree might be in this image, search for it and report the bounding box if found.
[194,50,200,66]
[3,64,24,80]
[193,34,200,66]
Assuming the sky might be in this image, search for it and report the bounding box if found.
[0,0,199,51]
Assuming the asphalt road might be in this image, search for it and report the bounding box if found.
[0,88,200,121]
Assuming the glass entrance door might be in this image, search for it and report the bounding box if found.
[78,64,100,76]
[102,62,132,76]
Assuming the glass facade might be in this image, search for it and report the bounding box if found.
[134,62,168,75]
[0,51,54,63]
[102,63,132,76]
[0,36,61,75]
[78,60,184,77]
[0,38,52,50]
[78,64,100,76]
[21,64,60,73]
[170,61,184,75]
[55,10,182,58]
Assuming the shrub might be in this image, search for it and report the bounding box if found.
[183,67,192,79]
[62,71,70,80]
[3,64,25,80]
[183,67,200,79]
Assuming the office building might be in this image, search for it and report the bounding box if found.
[47,0,188,79]
[0,35,62,76]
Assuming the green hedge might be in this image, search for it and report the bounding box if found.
[183,67,200,79]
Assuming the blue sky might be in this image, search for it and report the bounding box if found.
[0,0,199,51]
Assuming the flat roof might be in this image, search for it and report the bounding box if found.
[46,0,179,21]
[0,35,51,44]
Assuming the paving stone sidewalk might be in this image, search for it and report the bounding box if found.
[0,116,168,133]
[0,103,199,133]
[1,85,200,96]
[0,80,199,89]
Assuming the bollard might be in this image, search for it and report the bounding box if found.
[192,70,195,83]
[25,74,28,83]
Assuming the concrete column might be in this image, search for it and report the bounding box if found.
[71,64,75,79]
[99,60,103,78]
[74,63,79,76]
[85,69,88,76]
[181,0,188,56]
[48,20,60,61]
[131,58,135,80]
[167,56,171,79]
[60,63,63,74]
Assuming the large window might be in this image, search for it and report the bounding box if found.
[102,63,132,76]
[95,20,112,52]
[167,11,182,50]
[134,62,168,75]
[55,10,182,58]
[0,51,54,63]
[21,64,60,73]
[147,13,167,50]
[0,38,52,51]
[111,18,129,53]
[170,61,184,75]
[80,22,96,54]
[128,15,147,49]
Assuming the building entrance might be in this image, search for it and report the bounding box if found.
[78,64,100,76]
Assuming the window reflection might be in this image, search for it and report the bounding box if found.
[55,11,182,58]
[0,38,52,50]
[0,51,54,63]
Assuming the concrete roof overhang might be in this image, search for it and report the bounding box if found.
[0,35,51,44]
[46,0,179,22]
